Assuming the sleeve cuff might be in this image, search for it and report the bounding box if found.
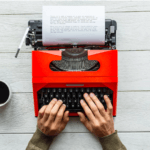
[26,128,55,150]
[98,130,127,150]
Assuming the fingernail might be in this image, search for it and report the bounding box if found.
[104,95,108,98]
[80,99,84,103]
[63,104,66,106]
[53,98,57,101]
[59,100,63,102]
[84,93,88,97]
[90,93,95,97]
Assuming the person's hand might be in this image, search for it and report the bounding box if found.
[78,93,115,138]
[37,98,69,136]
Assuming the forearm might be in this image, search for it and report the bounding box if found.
[26,128,55,150]
[98,130,127,150]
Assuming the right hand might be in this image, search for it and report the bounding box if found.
[78,93,115,138]
[37,99,69,136]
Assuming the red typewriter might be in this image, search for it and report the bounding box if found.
[16,19,118,117]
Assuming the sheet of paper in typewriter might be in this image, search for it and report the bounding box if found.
[42,6,105,46]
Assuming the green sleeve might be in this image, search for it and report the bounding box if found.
[26,128,55,150]
[98,130,127,150]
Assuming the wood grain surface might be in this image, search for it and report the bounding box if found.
[0,1,150,150]
[0,132,149,150]
[1,12,150,52]
[0,92,150,133]
[0,51,150,92]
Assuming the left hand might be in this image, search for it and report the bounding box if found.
[37,99,69,136]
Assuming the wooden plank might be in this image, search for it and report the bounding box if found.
[0,92,150,133]
[1,1,150,14]
[0,12,150,52]
[0,51,150,92]
[0,132,150,150]
[0,1,149,149]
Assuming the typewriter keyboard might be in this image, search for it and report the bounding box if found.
[38,87,113,112]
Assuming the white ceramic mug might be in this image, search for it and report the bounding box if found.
[0,81,12,107]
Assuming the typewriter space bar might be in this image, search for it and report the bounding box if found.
[67,109,84,113]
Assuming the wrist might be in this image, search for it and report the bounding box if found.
[107,129,115,137]
[98,129,116,138]
[37,127,55,137]
[96,129,115,138]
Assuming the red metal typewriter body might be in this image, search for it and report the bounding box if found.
[15,19,118,117]
[32,49,118,117]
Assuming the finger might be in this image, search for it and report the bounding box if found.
[63,111,69,123]
[38,105,47,120]
[48,100,63,122]
[77,112,92,132]
[104,95,113,116]
[90,93,106,117]
[43,98,57,121]
[60,111,69,130]
[80,99,95,121]
[84,93,101,118]
[55,104,66,123]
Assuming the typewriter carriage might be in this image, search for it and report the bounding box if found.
[26,19,117,51]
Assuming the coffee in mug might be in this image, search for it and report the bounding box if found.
[0,81,12,106]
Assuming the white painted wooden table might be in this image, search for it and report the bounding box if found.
[0,1,150,150]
